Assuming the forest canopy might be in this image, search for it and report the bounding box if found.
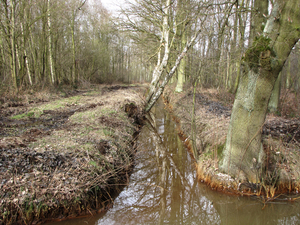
[1,0,299,96]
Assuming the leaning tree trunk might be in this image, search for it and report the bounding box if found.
[219,0,300,183]
[145,29,201,112]
[145,0,171,104]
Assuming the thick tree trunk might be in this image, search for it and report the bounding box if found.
[220,0,300,183]
[220,68,276,182]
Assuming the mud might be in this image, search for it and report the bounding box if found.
[184,92,231,117]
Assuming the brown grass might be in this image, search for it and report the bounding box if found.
[164,86,300,199]
[0,84,146,225]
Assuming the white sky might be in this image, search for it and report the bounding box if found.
[101,0,126,13]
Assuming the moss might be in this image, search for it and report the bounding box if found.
[89,161,100,169]
[11,112,34,119]
[11,95,83,119]
[217,143,225,159]
[103,128,115,136]
[243,36,273,72]
[203,146,213,157]
[25,201,35,221]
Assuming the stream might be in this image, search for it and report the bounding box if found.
[49,100,300,225]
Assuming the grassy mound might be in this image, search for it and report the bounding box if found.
[0,84,145,224]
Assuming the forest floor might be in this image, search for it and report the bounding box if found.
[2,83,300,224]
[0,84,146,225]
[164,85,300,199]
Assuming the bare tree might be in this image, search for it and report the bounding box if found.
[219,0,300,183]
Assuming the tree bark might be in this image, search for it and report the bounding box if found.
[145,28,201,112]
[175,0,188,93]
[268,72,281,113]
[220,0,300,183]
[47,0,55,84]
[175,52,185,92]
[146,0,171,104]
[71,10,77,86]
[249,0,268,44]
[286,58,291,89]
[21,21,32,86]
[10,0,17,91]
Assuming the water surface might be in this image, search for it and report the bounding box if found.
[50,101,300,225]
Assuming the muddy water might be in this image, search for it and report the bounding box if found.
[49,101,300,225]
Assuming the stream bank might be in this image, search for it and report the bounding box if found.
[163,86,300,198]
[47,95,300,225]
[0,84,146,225]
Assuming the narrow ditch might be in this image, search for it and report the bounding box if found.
[47,99,300,225]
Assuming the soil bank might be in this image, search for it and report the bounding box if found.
[0,84,146,225]
[163,86,300,198]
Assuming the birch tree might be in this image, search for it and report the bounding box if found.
[144,0,218,112]
[145,0,172,105]
[47,0,55,84]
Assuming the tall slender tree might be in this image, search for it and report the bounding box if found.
[175,0,189,93]
[47,0,55,84]
[10,0,17,90]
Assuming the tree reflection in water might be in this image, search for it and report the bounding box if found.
[97,101,220,224]
[96,100,300,225]
[49,100,300,225]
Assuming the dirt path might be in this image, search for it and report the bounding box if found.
[0,84,146,225]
